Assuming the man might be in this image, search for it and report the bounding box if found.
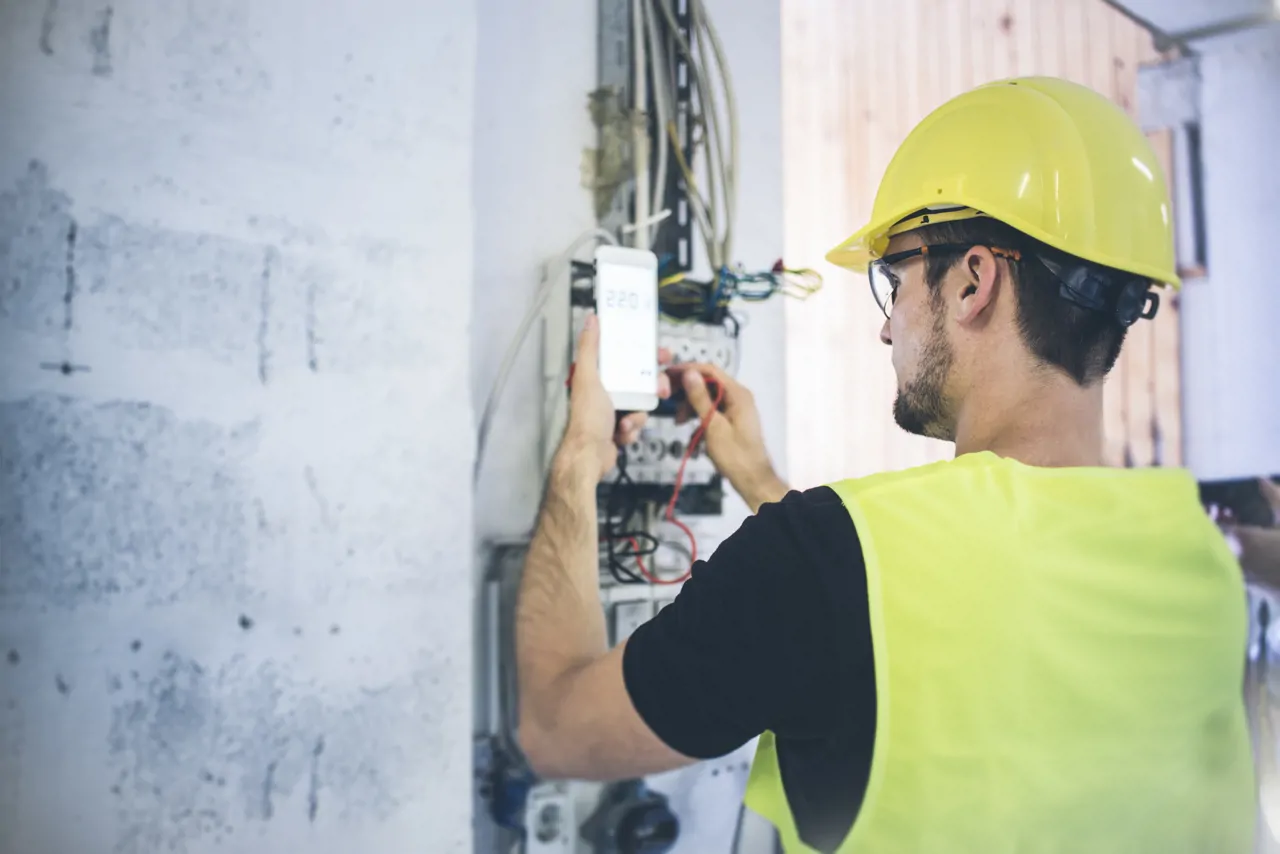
[515,77,1254,853]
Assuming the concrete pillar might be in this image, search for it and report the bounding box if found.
[0,2,476,851]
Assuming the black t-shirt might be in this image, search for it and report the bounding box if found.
[622,487,876,853]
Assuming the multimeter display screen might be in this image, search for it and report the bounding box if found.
[596,261,658,397]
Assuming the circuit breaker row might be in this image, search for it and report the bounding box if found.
[568,305,738,488]
[569,307,738,370]
[620,418,716,485]
[658,317,737,371]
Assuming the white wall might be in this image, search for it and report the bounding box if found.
[469,0,785,850]
[1114,0,1273,38]
[1178,22,1280,480]
[470,1,599,542]
[0,1,476,852]
[696,0,788,517]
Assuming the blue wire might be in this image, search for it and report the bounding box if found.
[697,264,796,314]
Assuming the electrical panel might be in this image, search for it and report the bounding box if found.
[608,314,737,483]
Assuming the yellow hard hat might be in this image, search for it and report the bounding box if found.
[826,77,1179,289]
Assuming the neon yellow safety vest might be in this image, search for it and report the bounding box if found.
[745,452,1254,854]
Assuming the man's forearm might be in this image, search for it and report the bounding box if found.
[733,467,790,513]
[516,444,607,739]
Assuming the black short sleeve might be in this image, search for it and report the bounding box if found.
[621,486,873,760]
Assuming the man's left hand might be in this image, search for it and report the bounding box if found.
[561,314,671,481]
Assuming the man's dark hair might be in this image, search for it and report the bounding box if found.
[913,217,1134,386]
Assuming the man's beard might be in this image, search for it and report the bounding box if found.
[893,313,955,440]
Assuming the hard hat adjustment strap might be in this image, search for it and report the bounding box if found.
[1116,284,1160,327]
[1037,255,1158,327]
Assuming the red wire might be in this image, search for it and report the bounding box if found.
[645,380,725,585]
[614,378,725,586]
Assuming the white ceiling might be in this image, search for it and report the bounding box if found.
[1112,0,1274,38]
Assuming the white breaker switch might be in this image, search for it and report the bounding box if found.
[566,307,738,372]
[659,317,738,372]
[619,418,717,486]
[612,600,655,645]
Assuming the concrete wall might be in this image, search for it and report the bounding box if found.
[0,1,476,852]
[1178,22,1280,480]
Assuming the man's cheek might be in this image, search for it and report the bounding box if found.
[890,340,909,382]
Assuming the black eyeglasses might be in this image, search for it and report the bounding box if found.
[868,244,1022,318]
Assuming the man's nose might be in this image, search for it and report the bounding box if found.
[879,316,892,346]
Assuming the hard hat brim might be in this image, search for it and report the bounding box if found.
[826,207,1182,290]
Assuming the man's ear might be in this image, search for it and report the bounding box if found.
[954,247,1000,325]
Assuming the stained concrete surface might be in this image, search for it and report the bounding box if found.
[0,1,476,851]
[0,395,258,607]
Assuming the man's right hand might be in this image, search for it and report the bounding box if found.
[671,363,789,512]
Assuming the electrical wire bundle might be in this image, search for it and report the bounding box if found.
[637,0,736,271]
[716,261,823,302]
[658,260,823,322]
[602,448,660,584]
[636,2,821,322]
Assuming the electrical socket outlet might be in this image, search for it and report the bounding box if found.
[525,782,574,854]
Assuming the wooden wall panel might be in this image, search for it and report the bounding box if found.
[781,0,1183,487]
[1145,127,1184,468]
